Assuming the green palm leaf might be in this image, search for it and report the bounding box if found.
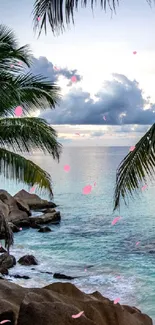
[0,117,62,160]
[0,148,53,197]
[0,25,32,70]
[33,0,154,36]
[113,124,155,211]
[0,72,61,116]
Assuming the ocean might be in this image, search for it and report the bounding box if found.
[2,146,155,323]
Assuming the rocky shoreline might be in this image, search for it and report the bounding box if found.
[0,280,152,325]
[0,189,153,324]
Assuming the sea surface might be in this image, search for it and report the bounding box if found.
[1,146,155,323]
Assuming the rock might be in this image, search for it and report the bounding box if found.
[18,255,38,266]
[0,200,9,218]
[0,253,16,269]
[7,211,30,227]
[30,222,41,229]
[0,280,151,325]
[29,212,61,225]
[15,198,31,216]
[13,275,30,280]
[8,222,20,233]
[38,227,52,233]
[53,273,75,280]
[14,190,56,210]
[0,190,18,212]
[0,246,7,253]
[42,207,57,213]
[0,268,8,275]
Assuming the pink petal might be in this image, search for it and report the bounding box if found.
[37,16,41,21]
[75,133,80,136]
[0,321,11,324]
[84,269,87,272]
[53,66,59,71]
[129,146,135,152]
[14,106,23,117]
[72,311,84,319]
[30,186,35,193]
[71,76,77,82]
[19,228,22,231]
[94,182,96,186]
[18,61,22,65]
[142,184,147,191]
[133,51,137,55]
[64,165,70,172]
[82,185,92,195]
[103,116,106,121]
[136,241,140,246]
[10,64,14,68]
[112,216,121,226]
[114,298,120,304]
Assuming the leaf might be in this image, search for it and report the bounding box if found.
[0,117,62,160]
[113,124,155,211]
[0,148,53,197]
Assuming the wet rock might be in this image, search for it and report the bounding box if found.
[14,190,56,210]
[18,255,38,266]
[38,227,52,233]
[0,268,9,275]
[30,222,41,229]
[7,210,30,227]
[13,275,30,280]
[0,253,16,269]
[29,211,61,225]
[53,273,75,280]
[15,198,31,216]
[8,222,20,233]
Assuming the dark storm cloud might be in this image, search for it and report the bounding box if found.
[40,73,155,125]
[29,56,82,84]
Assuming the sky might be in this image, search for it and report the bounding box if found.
[1,0,155,146]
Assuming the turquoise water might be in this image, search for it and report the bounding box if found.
[2,147,155,322]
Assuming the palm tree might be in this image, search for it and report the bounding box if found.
[0,24,62,250]
[33,0,154,36]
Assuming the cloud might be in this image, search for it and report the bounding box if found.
[39,73,155,125]
[29,56,82,85]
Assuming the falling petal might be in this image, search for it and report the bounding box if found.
[103,116,106,121]
[94,182,96,186]
[71,76,77,82]
[136,241,140,246]
[75,133,80,136]
[72,311,84,318]
[82,185,92,195]
[19,228,22,231]
[129,146,135,152]
[0,321,11,324]
[114,298,120,304]
[133,51,137,55]
[30,186,35,193]
[112,216,121,226]
[14,106,23,117]
[142,184,147,191]
[64,165,70,172]
[37,16,41,21]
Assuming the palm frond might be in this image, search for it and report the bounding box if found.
[0,25,32,70]
[0,148,53,197]
[0,72,61,116]
[33,0,120,36]
[0,117,62,160]
[113,124,155,211]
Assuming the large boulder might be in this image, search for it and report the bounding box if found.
[14,198,31,216]
[7,210,30,227]
[14,190,56,210]
[18,255,38,266]
[0,280,152,325]
[0,253,16,270]
[38,226,52,233]
[29,211,61,225]
[0,200,9,218]
[0,190,18,212]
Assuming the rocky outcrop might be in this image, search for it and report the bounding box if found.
[14,190,57,210]
[15,198,31,216]
[7,211,30,227]
[0,280,152,325]
[53,273,76,280]
[0,253,16,272]
[18,255,38,266]
[29,211,61,225]
[38,226,52,232]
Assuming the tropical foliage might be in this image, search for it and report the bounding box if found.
[33,0,155,36]
[0,24,62,197]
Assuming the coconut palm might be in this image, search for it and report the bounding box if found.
[0,24,62,202]
[0,24,62,251]
[33,0,154,36]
